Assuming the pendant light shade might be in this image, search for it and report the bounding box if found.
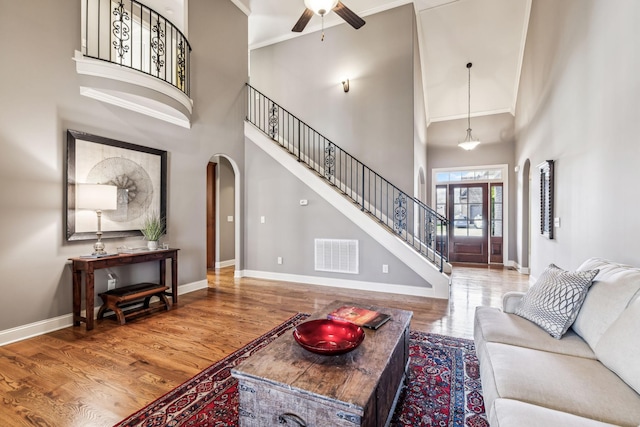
[458,62,481,151]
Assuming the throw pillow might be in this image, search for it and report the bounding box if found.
[514,264,599,339]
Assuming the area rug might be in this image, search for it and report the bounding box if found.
[115,315,488,427]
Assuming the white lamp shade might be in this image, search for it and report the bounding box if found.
[76,184,118,210]
[304,0,338,15]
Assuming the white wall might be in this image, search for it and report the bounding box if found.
[0,0,247,331]
[515,0,640,275]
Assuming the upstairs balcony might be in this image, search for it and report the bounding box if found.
[75,0,193,128]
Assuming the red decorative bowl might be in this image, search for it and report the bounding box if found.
[293,319,365,355]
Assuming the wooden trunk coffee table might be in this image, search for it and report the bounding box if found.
[231,300,413,427]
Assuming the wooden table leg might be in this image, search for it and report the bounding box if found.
[72,266,81,327]
[171,253,178,305]
[85,269,95,331]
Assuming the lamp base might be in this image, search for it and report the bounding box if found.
[93,238,107,255]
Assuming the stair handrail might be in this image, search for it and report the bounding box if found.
[246,84,448,271]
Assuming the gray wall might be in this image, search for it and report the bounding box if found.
[243,141,427,288]
[0,0,247,330]
[515,0,640,275]
[427,113,517,261]
[413,10,428,203]
[249,4,417,195]
[217,156,236,263]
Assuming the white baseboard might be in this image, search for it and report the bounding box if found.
[0,279,208,347]
[237,269,443,298]
[215,259,235,269]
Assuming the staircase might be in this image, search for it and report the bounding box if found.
[245,84,451,298]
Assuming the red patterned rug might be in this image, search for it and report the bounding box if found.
[115,314,488,427]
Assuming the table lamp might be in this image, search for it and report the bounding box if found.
[76,184,118,255]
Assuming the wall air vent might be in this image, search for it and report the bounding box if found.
[314,239,359,274]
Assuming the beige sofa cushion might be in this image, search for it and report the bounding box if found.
[595,293,640,394]
[481,342,640,426]
[489,399,622,427]
[574,257,640,349]
[474,306,595,359]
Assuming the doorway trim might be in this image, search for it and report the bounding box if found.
[431,164,510,266]
[208,154,242,276]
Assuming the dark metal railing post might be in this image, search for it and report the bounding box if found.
[298,124,301,162]
[361,166,365,212]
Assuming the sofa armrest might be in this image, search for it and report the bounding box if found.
[502,291,526,313]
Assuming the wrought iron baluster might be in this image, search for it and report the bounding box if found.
[151,16,166,74]
[394,193,407,234]
[112,0,130,61]
[268,102,278,139]
[324,143,335,180]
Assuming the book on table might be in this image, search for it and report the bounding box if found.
[327,305,392,330]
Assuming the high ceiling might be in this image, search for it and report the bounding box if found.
[148,0,530,125]
[246,0,530,124]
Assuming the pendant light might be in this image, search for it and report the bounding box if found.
[458,62,481,151]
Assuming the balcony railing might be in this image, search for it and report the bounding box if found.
[81,0,191,96]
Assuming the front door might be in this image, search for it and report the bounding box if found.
[448,184,488,263]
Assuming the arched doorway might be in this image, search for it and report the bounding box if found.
[206,155,241,273]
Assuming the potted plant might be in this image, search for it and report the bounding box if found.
[140,211,166,250]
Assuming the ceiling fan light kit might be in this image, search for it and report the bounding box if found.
[305,0,338,16]
[458,62,481,151]
[292,0,365,40]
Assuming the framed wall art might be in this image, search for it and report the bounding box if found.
[65,129,167,241]
[538,160,554,239]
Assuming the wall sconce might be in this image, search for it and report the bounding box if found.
[342,79,350,93]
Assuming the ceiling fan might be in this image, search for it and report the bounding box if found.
[292,0,366,37]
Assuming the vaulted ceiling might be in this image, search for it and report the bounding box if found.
[148,0,530,125]
[246,0,530,125]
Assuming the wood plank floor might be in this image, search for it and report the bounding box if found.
[0,265,529,426]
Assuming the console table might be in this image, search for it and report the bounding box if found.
[69,249,179,331]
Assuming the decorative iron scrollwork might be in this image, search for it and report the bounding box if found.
[324,143,335,179]
[394,194,407,234]
[268,103,278,139]
[151,18,166,73]
[426,214,436,247]
[177,40,186,88]
[112,1,131,60]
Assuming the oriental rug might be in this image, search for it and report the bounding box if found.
[115,315,488,427]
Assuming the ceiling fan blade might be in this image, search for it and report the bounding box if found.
[292,8,314,32]
[333,1,366,29]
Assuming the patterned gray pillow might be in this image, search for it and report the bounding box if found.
[515,264,599,339]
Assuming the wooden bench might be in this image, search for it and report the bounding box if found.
[97,282,172,325]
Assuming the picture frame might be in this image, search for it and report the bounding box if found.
[538,160,554,239]
[65,130,167,241]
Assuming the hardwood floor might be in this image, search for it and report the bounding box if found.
[0,265,529,426]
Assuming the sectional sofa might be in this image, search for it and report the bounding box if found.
[474,258,640,426]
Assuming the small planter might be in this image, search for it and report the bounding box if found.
[140,212,166,249]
